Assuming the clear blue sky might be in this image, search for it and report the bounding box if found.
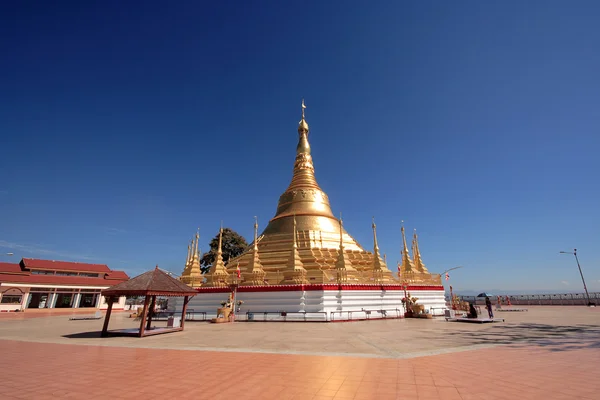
[1,1,599,293]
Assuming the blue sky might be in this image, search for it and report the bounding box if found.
[1,1,599,293]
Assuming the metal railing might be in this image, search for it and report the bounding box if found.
[244,311,328,322]
[458,292,600,306]
[152,309,207,321]
[329,308,403,321]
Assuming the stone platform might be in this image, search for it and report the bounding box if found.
[169,284,447,321]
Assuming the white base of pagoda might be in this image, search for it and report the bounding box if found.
[169,285,446,322]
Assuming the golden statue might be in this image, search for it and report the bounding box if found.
[212,292,234,323]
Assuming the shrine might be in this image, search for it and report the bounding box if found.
[175,102,446,321]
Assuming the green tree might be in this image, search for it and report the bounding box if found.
[200,228,248,273]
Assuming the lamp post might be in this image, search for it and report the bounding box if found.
[560,249,594,307]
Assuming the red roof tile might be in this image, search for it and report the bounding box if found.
[21,258,111,273]
[105,270,129,280]
[0,273,127,287]
[0,263,26,274]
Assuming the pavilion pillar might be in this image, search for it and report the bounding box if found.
[101,298,114,337]
[146,295,156,331]
[181,296,189,329]
[138,296,151,338]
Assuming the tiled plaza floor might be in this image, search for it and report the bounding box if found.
[0,306,599,399]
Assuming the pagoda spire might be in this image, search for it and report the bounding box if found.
[412,229,429,273]
[282,215,309,284]
[204,223,230,287]
[243,216,267,285]
[181,239,193,277]
[187,229,202,283]
[335,214,358,283]
[285,99,319,191]
[371,217,393,283]
[399,221,415,274]
[186,241,192,266]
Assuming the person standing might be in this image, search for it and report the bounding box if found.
[485,296,494,319]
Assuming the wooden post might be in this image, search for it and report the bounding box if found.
[181,296,189,329]
[139,296,150,337]
[101,297,114,337]
[146,295,156,331]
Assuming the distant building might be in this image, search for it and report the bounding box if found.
[0,258,129,312]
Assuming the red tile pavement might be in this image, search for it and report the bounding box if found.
[0,340,598,399]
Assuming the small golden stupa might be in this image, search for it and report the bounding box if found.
[181,101,441,287]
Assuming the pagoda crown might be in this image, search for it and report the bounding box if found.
[261,100,347,237]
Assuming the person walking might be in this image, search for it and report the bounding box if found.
[485,296,494,319]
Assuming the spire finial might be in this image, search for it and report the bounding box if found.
[217,224,223,256]
[372,216,379,251]
[301,98,306,119]
[253,216,259,249]
[298,100,309,134]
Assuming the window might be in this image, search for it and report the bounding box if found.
[31,270,54,275]
[55,272,78,276]
[79,273,99,278]
[103,296,120,304]
[1,295,23,304]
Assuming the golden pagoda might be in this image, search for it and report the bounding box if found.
[241,217,267,286]
[399,223,441,285]
[399,222,415,274]
[224,100,376,284]
[370,217,395,283]
[204,226,230,287]
[179,101,441,287]
[180,230,203,287]
[412,229,429,273]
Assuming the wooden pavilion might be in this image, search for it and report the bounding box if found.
[101,266,197,337]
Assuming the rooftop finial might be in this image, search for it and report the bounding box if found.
[253,216,259,249]
[298,99,309,134]
[372,216,379,251]
[301,98,306,119]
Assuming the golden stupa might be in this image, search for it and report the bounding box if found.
[180,101,441,287]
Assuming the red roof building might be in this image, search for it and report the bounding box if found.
[0,258,130,312]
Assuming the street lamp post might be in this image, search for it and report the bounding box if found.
[560,249,595,307]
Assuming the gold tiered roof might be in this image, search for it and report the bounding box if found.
[180,101,442,287]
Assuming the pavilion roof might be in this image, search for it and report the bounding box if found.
[102,266,197,297]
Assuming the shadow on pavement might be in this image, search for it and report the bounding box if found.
[62,331,104,339]
[440,323,600,351]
